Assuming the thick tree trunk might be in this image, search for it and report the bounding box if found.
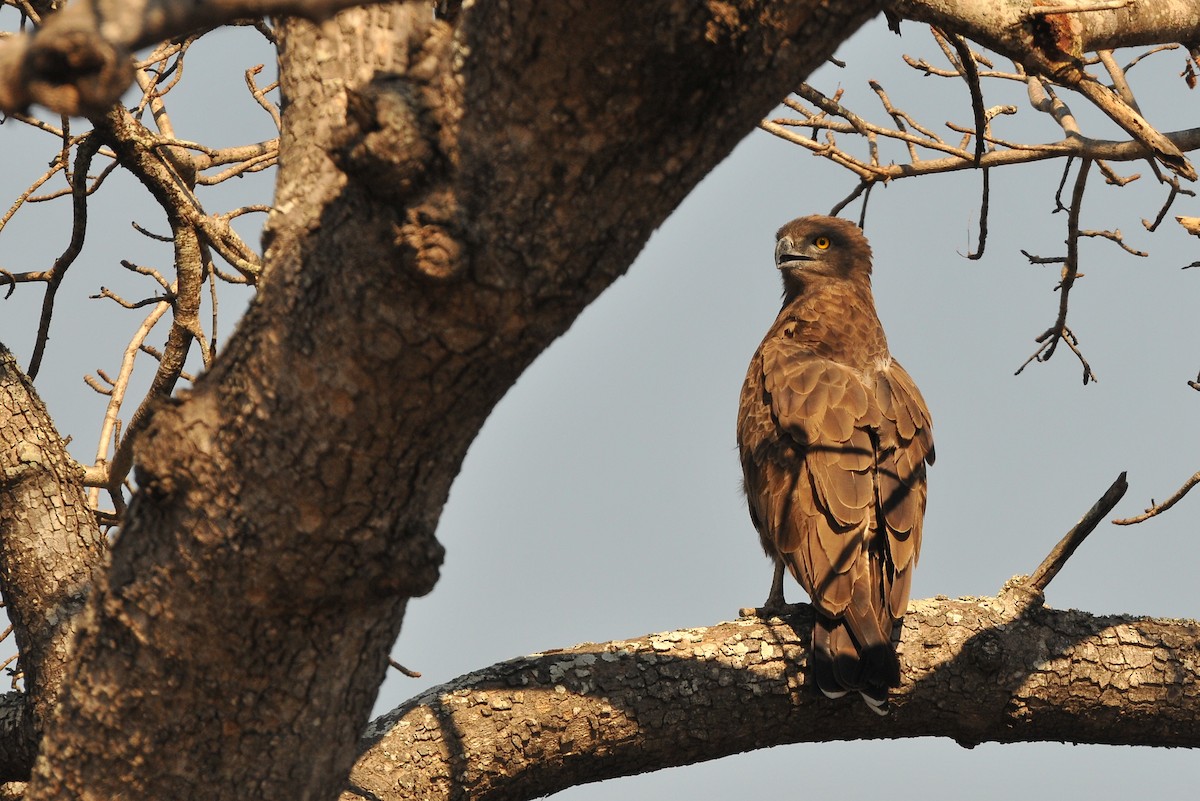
[21,2,881,799]
[344,591,1200,801]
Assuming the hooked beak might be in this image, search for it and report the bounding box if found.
[775,236,811,269]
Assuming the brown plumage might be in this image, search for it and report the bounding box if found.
[736,215,934,713]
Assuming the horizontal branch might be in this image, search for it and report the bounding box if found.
[345,593,1200,801]
[0,0,390,114]
[887,0,1200,57]
[1113,470,1200,525]
[761,118,1200,182]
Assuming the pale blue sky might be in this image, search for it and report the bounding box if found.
[2,12,1197,799]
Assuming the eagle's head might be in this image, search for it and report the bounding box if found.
[774,215,873,297]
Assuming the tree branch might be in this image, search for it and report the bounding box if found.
[884,0,1198,178]
[0,0,392,115]
[1024,471,1128,595]
[1113,470,1200,525]
[346,591,1200,801]
[887,0,1200,63]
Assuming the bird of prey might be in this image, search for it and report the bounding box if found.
[736,215,934,713]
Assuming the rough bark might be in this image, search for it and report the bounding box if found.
[345,591,1200,801]
[886,0,1200,55]
[21,2,881,799]
[0,345,105,776]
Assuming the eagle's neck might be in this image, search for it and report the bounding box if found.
[774,279,890,369]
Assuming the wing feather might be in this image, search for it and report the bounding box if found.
[756,339,884,618]
[738,332,934,652]
[873,359,935,619]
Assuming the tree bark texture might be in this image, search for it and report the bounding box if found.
[22,2,881,799]
[0,345,105,776]
[886,0,1200,56]
[344,591,1200,801]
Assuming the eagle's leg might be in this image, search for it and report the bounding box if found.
[761,557,787,613]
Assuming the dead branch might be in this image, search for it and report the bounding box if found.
[1057,64,1194,180]
[245,64,281,130]
[1034,159,1093,376]
[1023,472,1129,597]
[1095,159,1138,186]
[1079,228,1147,257]
[89,287,170,310]
[0,0,392,115]
[1142,180,1194,231]
[1015,324,1097,384]
[387,659,422,679]
[766,90,1200,185]
[1112,471,1200,525]
[83,297,172,505]
[27,136,101,380]
[0,159,64,234]
[99,221,206,502]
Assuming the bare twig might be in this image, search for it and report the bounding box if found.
[1034,158,1092,371]
[766,78,1200,186]
[1143,180,1195,231]
[940,31,990,259]
[90,287,172,310]
[1025,472,1129,595]
[121,259,172,291]
[388,658,422,679]
[84,297,172,503]
[829,180,871,218]
[28,135,101,380]
[132,221,174,243]
[27,157,119,203]
[941,32,986,165]
[0,159,64,235]
[1112,471,1200,525]
[2,0,390,114]
[195,146,278,185]
[1014,324,1097,384]
[1095,159,1138,186]
[245,64,282,130]
[967,167,989,259]
[1079,228,1147,257]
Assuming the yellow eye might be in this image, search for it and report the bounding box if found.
[814,236,831,250]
